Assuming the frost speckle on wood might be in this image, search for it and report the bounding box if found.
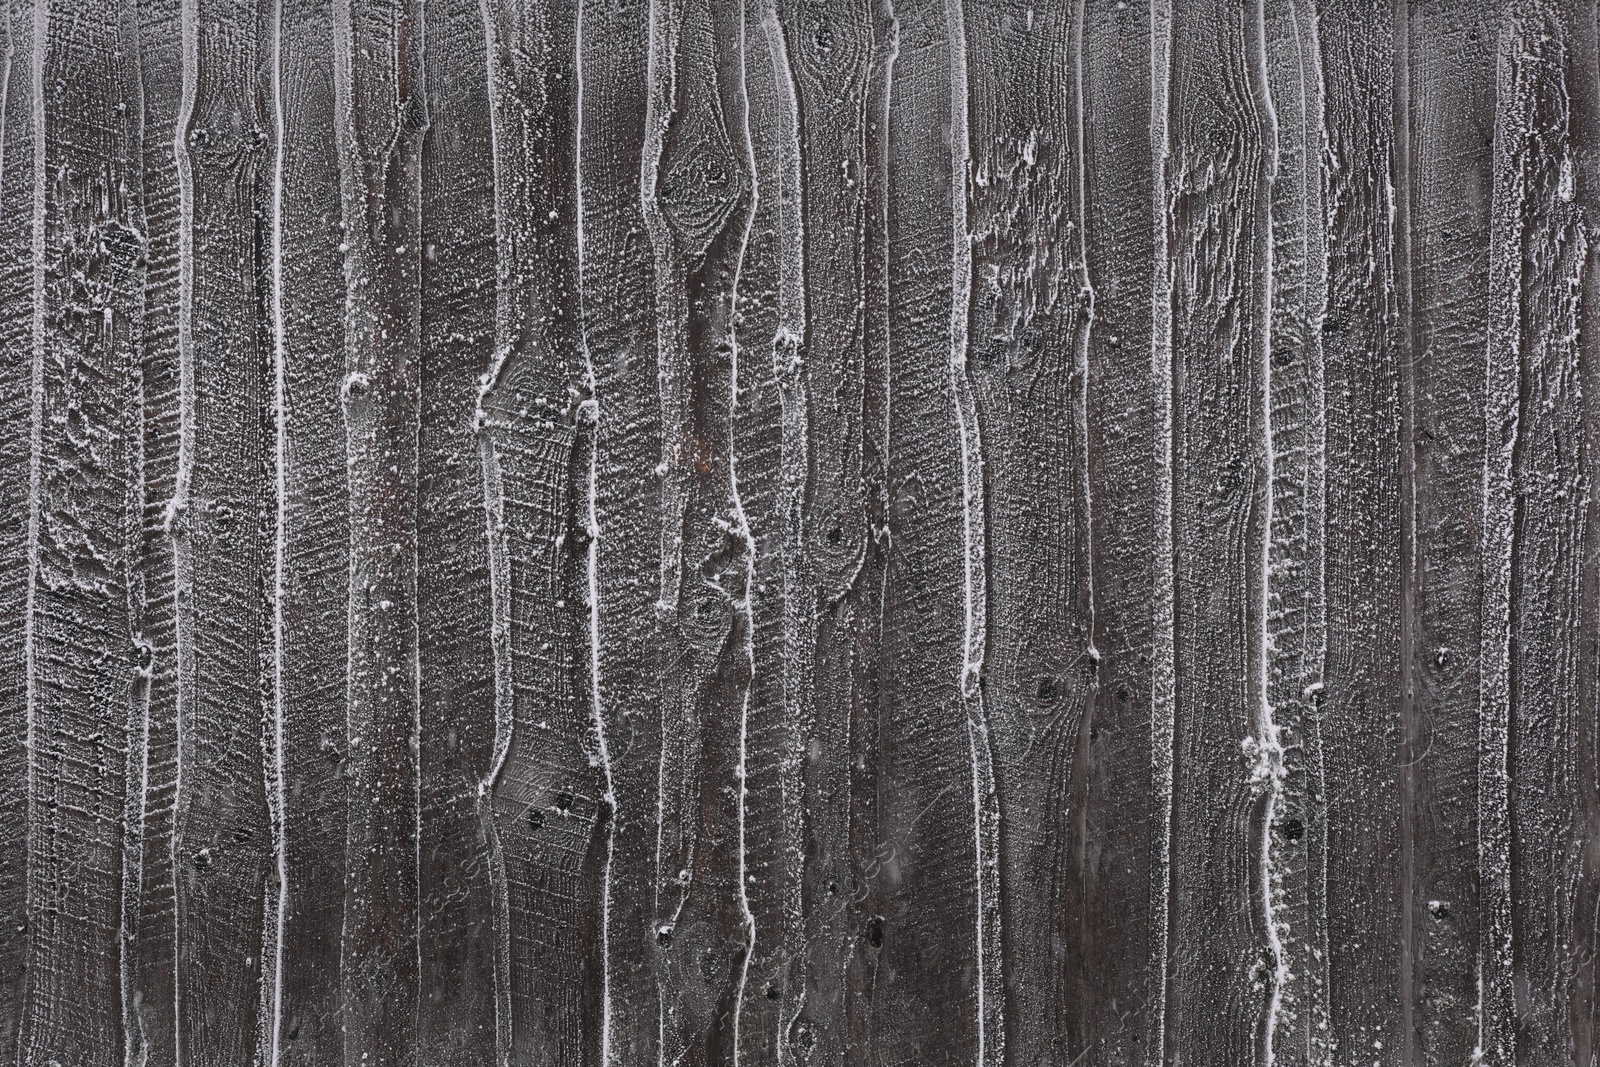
[1,1,1596,1066]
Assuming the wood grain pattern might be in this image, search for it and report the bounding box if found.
[3,3,1600,1066]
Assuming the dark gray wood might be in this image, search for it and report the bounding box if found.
[965,3,1099,1060]
[641,2,758,1065]
[732,4,796,1060]
[1158,1,1278,1061]
[1488,3,1600,1060]
[273,0,351,1063]
[127,0,184,1060]
[1317,0,1408,1053]
[17,5,143,1064]
[479,3,602,1063]
[0,0,37,1060]
[1078,4,1162,1062]
[3,2,1600,1066]
[416,0,497,1063]
[332,0,425,1061]
[1259,3,1328,1060]
[577,0,663,1064]
[1402,4,1496,1064]
[878,2,991,1062]
[171,1,273,1062]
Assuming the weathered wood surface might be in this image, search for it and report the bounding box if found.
[1,2,1598,1065]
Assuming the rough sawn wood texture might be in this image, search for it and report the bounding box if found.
[1,1,1597,1065]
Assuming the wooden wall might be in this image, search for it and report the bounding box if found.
[0,1,1595,1064]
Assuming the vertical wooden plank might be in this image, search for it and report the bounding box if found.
[478,0,606,1062]
[959,1,1167,1056]
[1259,2,1329,1060]
[415,0,497,1062]
[330,0,424,1061]
[756,1,895,1062]
[961,1,1098,1060]
[639,0,758,1062]
[0,0,41,1054]
[1399,5,1494,1064]
[1486,3,1600,1061]
[269,0,349,1061]
[875,0,990,1061]
[1079,0,1162,1057]
[728,3,792,1059]
[577,0,661,1059]
[128,0,186,1059]
[1159,0,1278,1062]
[171,0,274,1060]
[16,2,144,1063]
[1316,1,1409,1057]
[850,7,897,1059]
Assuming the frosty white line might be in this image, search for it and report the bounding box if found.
[1288,4,1331,1058]
[755,4,807,1058]
[574,0,616,1056]
[729,0,760,1058]
[18,3,44,1061]
[944,0,983,702]
[943,2,1001,1064]
[262,1,291,1063]
[1249,0,1289,1061]
[1070,0,1098,673]
[1475,15,1523,1062]
[636,4,676,1061]
[473,6,523,1062]
[168,0,200,1060]
[1148,2,1176,1061]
